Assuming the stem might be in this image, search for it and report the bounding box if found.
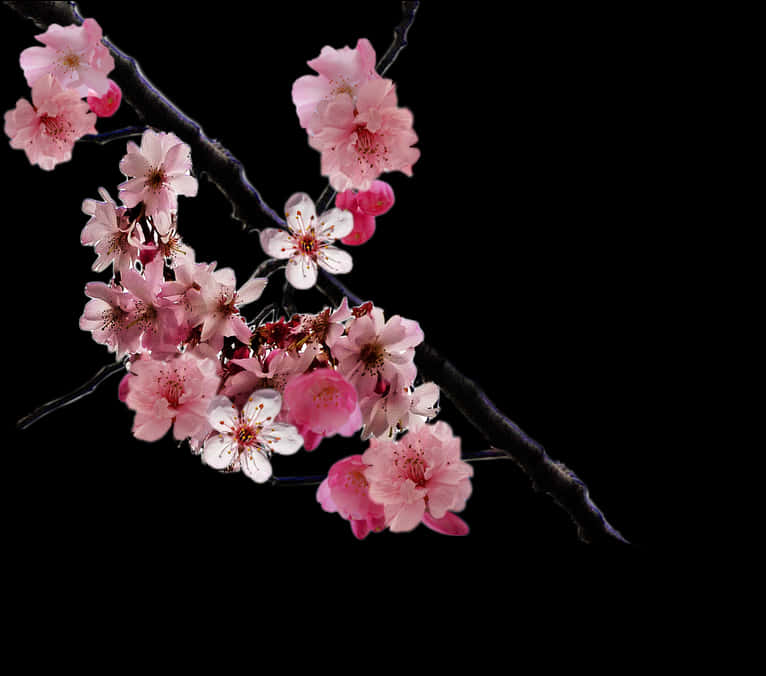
[16,360,126,430]
[79,125,148,145]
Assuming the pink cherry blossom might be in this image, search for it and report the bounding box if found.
[118,129,198,237]
[79,281,142,358]
[87,79,122,117]
[282,368,362,451]
[80,188,143,275]
[332,304,424,398]
[292,38,379,130]
[361,421,473,534]
[120,257,188,355]
[4,74,96,170]
[259,192,354,289]
[123,348,221,442]
[19,18,115,97]
[316,455,386,539]
[307,78,419,192]
[335,189,376,246]
[186,266,267,349]
[201,391,303,484]
[356,179,395,216]
[358,380,440,440]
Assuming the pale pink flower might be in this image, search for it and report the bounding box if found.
[259,192,353,289]
[87,79,121,117]
[201,391,303,484]
[359,380,440,440]
[332,305,424,398]
[81,188,143,275]
[4,74,96,170]
[120,257,187,355]
[308,78,419,192]
[124,348,221,442]
[118,129,198,236]
[189,266,267,349]
[316,455,386,539]
[79,281,142,359]
[282,368,362,451]
[19,18,114,97]
[292,38,379,130]
[361,421,473,534]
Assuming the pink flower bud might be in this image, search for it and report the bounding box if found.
[356,180,395,216]
[87,80,122,117]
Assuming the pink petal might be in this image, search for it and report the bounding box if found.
[422,512,470,536]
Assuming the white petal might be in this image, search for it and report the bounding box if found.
[119,150,151,178]
[260,422,303,456]
[317,246,353,275]
[240,447,273,483]
[236,276,267,307]
[317,207,354,240]
[284,192,317,235]
[259,228,295,259]
[285,255,318,290]
[202,435,238,470]
[168,173,198,198]
[243,388,283,424]
[207,395,239,432]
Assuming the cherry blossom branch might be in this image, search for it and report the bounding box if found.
[16,359,126,430]
[5,1,630,543]
[79,125,148,145]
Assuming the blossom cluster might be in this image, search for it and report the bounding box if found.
[4,17,121,170]
[76,125,472,538]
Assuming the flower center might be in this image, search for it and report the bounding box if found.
[298,233,319,258]
[313,385,340,408]
[235,423,259,447]
[359,341,385,373]
[159,374,185,408]
[354,126,378,155]
[39,114,72,141]
[393,445,428,487]
[60,51,81,70]
[145,168,167,192]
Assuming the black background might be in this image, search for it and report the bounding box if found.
[4,1,664,555]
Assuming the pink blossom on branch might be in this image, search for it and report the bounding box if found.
[79,281,142,359]
[19,17,115,97]
[361,421,473,535]
[201,391,303,484]
[118,129,198,237]
[123,348,221,443]
[292,38,379,130]
[335,180,395,246]
[86,79,122,117]
[316,455,386,539]
[4,74,96,170]
[259,192,353,289]
[307,77,419,192]
[282,368,362,451]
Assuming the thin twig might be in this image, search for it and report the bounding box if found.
[16,360,127,430]
[79,125,148,145]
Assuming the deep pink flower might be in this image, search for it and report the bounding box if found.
[282,368,362,451]
[292,38,379,130]
[316,455,386,539]
[4,74,96,170]
[201,391,303,483]
[259,192,353,289]
[123,348,221,442]
[79,281,142,359]
[307,78,419,192]
[80,188,142,275]
[335,189,376,246]
[87,79,121,117]
[19,18,114,97]
[332,304,424,398]
[361,421,473,534]
[118,129,198,237]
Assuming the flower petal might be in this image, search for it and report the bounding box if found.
[259,228,295,259]
[243,388,283,424]
[285,255,318,290]
[240,447,273,483]
[260,422,303,456]
[202,434,238,470]
[317,207,354,240]
[207,395,238,433]
[284,192,317,235]
[317,245,353,275]
[422,511,470,536]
